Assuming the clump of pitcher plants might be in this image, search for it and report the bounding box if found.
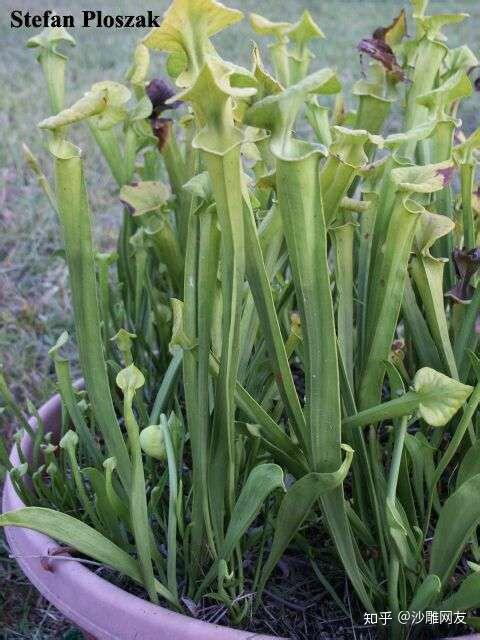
[1,0,480,637]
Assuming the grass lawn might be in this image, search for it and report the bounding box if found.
[0,0,479,637]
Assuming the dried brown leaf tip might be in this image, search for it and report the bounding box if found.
[447,248,480,303]
[152,117,173,152]
[372,9,407,47]
[358,10,406,81]
[391,339,406,364]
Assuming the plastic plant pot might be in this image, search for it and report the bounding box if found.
[2,389,278,640]
[2,390,477,640]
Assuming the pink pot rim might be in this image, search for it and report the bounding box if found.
[2,389,279,640]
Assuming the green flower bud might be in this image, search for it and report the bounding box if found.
[139,424,166,461]
[116,364,145,393]
[111,329,137,366]
[59,429,79,450]
[103,456,117,472]
[48,331,69,360]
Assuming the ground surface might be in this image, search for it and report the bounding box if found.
[1,0,479,637]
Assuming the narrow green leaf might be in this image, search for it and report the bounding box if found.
[0,508,175,605]
[432,375,480,489]
[441,573,480,612]
[223,463,285,559]
[402,275,443,371]
[360,195,424,408]
[457,439,480,488]
[430,473,480,585]
[196,463,284,597]
[410,255,458,378]
[409,574,441,612]
[256,445,354,598]
[242,190,306,446]
[160,414,179,601]
[52,145,131,489]
[149,351,183,424]
[332,223,356,386]
[83,467,123,545]
[49,333,100,465]
[116,365,158,604]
